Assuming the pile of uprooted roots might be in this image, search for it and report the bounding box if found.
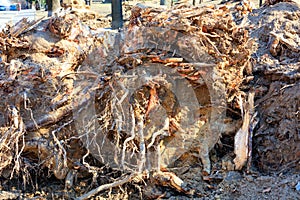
[0,1,299,199]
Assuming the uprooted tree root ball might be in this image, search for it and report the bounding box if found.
[0,1,299,199]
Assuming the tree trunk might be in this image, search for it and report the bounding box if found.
[47,0,61,17]
[111,0,123,29]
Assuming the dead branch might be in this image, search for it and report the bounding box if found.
[52,130,68,179]
[234,91,255,170]
[147,117,169,149]
[25,104,73,131]
[75,173,138,200]
[137,118,146,173]
[247,110,259,172]
[9,17,44,38]
[121,106,136,170]
[0,191,21,199]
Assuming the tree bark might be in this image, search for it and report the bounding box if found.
[47,0,61,17]
[111,0,123,29]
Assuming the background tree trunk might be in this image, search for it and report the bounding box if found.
[111,0,123,29]
[47,0,61,17]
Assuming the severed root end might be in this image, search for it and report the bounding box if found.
[152,171,192,195]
